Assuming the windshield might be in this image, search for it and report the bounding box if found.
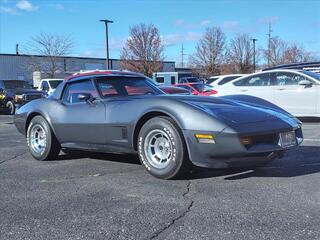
[3,80,32,89]
[49,80,63,89]
[192,84,214,92]
[206,77,219,84]
[96,77,163,97]
[301,71,320,81]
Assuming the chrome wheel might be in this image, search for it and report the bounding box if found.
[29,124,47,154]
[144,129,174,169]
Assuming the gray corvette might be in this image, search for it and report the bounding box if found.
[14,70,303,179]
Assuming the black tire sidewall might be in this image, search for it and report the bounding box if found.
[6,101,15,115]
[138,117,186,179]
[27,116,54,161]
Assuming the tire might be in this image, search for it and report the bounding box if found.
[6,101,15,115]
[27,115,61,161]
[138,116,190,179]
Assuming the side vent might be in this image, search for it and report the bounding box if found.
[122,127,128,139]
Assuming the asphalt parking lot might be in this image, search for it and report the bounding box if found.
[0,115,319,240]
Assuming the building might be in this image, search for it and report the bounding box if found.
[0,53,176,85]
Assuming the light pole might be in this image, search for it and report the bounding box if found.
[251,38,257,72]
[100,19,113,69]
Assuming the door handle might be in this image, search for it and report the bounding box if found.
[241,89,248,92]
[277,88,285,91]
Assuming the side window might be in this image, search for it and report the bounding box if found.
[42,81,49,91]
[219,76,238,85]
[156,77,164,83]
[234,73,271,87]
[62,80,98,104]
[275,72,306,86]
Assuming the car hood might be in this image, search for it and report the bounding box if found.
[163,95,293,124]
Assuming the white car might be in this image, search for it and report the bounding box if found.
[207,74,246,86]
[214,69,320,117]
[37,79,63,96]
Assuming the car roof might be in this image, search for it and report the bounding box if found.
[224,69,317,85]
[64,70,144,82]
[209,74,245,79]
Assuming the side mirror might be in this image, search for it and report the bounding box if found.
[298,80,312,88]
[77,92,95,103]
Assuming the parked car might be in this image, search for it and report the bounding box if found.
[178,77,202,84]
[214,69,320,117]
[207,74,246,86]
[158,85,191,95]
[14,70,302,179]
[0,80,44,115]
[174,83,217,96]
[37,79,63,96]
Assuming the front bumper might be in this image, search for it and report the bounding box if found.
[183,126,302,168]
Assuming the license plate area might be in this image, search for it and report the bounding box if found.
[278,131,297,148]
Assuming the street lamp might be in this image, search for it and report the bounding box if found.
[100,19,113,69]
[251,38,258,72]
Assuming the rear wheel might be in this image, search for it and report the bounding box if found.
[6,101,15,115]
[27,115,61,160]
[138,116,190,179]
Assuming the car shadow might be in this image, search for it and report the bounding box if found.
[188,146,320,180]
[58,151,141,165]
[57,146,320,180]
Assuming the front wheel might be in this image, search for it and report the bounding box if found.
[27,115,61,161]
[138,116,190,179]
[6,101,15,115]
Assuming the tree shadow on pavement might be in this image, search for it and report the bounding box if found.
[188,146,320,180]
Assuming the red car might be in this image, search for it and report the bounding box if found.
[174,83,217,96]
[159,85,191,95]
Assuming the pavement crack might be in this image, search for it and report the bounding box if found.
[149,180,194,240]
[0,151,27,165]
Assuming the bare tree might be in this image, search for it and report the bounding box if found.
[282,43,315,63]
[263,37,315,66]
[25,33,73,78]
[226,33,254,73]
[120,23,164,77]
[189,27,226,77]
[264,37,287,66]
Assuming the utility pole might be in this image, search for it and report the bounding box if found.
[267,23,272,67]
[251,38,257,72]
[100,19,113,69]
[181,43,186,67]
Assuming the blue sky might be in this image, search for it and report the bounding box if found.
[0,0,319,65]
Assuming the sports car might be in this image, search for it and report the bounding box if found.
[14,70,303,179]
